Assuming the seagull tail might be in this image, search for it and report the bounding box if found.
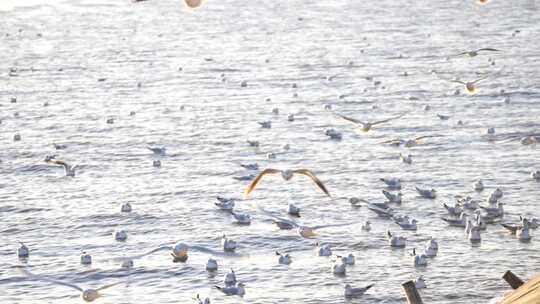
[365,284,375,291]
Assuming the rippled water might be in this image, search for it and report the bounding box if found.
[1,0,540,303]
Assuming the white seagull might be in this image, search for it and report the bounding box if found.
[17,267,122,302]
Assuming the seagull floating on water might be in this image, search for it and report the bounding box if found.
[344,284,374,298]
[258,121,271,129]
[399,153,412,164]
[380,178,401,190]
[194,294,211,304]
[243,168,330,198]
[415,276,427,289]
[215,283,245,297]
[224,268,236,286]
[221,235,238,252]
[215,197,235,211]
[80,252,92,265]
[333,260,347,275]
[382,190,402,204]
[206,258,218,271]
[474,180,484,192]
[120,203,132,213]
[442,213,468,227]
[17,242,29,258]
[325,128,342,140]
[276,251,292,265]
[240,163,259,170]
[147,146,166,155]
[288,203,301,217]
[114,230,127,241]
[416,187,437,199]
[381,135,441,148]
[387,230,406,248]
[412,248,428,267]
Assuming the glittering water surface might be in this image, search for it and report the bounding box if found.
[1,0,540,303]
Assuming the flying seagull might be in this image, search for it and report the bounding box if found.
[335,112,408,132]
[243,169,330,198]
[17,266,122,302]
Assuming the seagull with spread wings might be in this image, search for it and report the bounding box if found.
[257,206,352,238]
[243,169,330,198]
[449,76,488,95]
[380,135,441,148]
[17,266,122,302]
[455,48,500,57]
[335,112,408,132]
[45,157,78,177]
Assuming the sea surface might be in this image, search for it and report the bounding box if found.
[1,0,540,303]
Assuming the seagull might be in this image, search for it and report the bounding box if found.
[17,242,29,258]
[276,251,292,265]
[338,253,355,265]
[449,76,488,95]
[53,143,67,150]
[114,230,127,241]
[442,213,468,227]
[153,160,161,168]
[229,211,251,225]
[247,140,260,147]
[480,202,504,217]
[206,258,218,271]
[288,203,301,217]
[415,277,427,289]
[194,294,211,304]
[361,221,371,231]
[221,235,237,252]
[456,196,481,210]
[395,219,418,231]
[184,0,206,9]
[120,203,132,213]
[243,168,330,198]
[411,248,428,267]
[424,239,438,257]
[474,180,484,191]
[258,121,272,129]
[259,207,353,238]
[455,48,500,57]
[80,252,92,265]
[387,230,406,247]
[399,153,412,164]
[517,224,532,242]
[325,129,343,140]
[45,159,77,177]
[344,284,374,298]
[332,260,347,275]
[382,190,402,204]
[240,163,259,170]
[114,242,219,264]
[437,114,450,120]
[468,227,482,243]
[224,269,236,286]
[215,197,235,211]
[380,178,401,190]
[335,112,407,132]
[381,135,441,147]
[415,187,436,199]
[147,146,166,155]
[531,171,540,181]
[368,206,394,218]
[443,202,463,216]
[17,267,123,302]
[317,243,333,256]
[215,283,245,297]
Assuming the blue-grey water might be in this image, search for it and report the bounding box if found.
[1,0,540,303]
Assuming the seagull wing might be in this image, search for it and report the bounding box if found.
[414,135,441,141]
[293,169,331,197]
[477,48,500,52]
[17,267,84,292]
[371,112,408,126]
[311,221,354,230]
[114,246,173,262]
[97,281,123,291]
[256,205,299,227]
[243,168,281,198]
[336,113,365,126]
[450,80,467,85]
[472,76,488,84]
